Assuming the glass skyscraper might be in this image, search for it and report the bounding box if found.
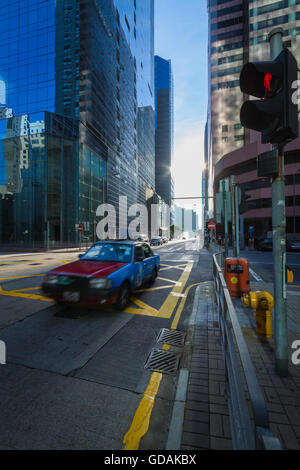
[154,55,174,216]
[206,0,300,237]
[0,0,154,245]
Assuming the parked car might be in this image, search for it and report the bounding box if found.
[162,237,168,244]
[41,241,160,309]
[257,237,292,251]
[257,238,272,251]
[150,237,162,246]
[288,240,300,251]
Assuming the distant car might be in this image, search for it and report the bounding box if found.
[135,234,149,242]
[41,241,160,310]
[257,238,273,251]
[150,237,162,246]
[288,240,300,251]
[257,238,292,251]
[162,237,168,243]
[182,237,186,240]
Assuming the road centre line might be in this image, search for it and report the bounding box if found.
[249,267,263,281]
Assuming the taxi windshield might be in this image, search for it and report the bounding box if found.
[81,243,133,263]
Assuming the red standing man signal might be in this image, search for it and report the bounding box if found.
[264,72,272,97]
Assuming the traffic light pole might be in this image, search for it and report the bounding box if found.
[269,28,288,377]
[222,179,229,258]
[235,184,240,258]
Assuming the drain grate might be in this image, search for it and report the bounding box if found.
[144,348,180,375]
[157,328,185,347]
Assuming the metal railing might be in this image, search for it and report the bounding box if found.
[213,251,282,450]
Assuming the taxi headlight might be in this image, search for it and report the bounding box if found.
[45,274,59,284]
[89,278,112,289]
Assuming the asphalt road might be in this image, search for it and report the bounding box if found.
[238,249,300,289]
[0,238,207,450]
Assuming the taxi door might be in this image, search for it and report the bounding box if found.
[142,244,155,279]
[134,245,145,288]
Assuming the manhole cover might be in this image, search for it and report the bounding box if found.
[157,328,185,347]
[144,348,180,375]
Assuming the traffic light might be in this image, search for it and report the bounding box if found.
[240,48,298,145]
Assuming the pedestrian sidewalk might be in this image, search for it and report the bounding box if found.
[177,257,300,450]
[232,280,300,450]
[180,281,233,450]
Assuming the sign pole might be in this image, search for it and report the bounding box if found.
[235,185,240,258]
[230,176,236,257]
[269,28,288,377]
[222,180,229,258]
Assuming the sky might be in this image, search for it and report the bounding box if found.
[154,0,208,226]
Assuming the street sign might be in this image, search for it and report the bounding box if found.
[208,223,215,230]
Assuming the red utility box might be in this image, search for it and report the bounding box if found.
[224,257,250,297]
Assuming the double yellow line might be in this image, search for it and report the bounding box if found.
[122,261,201,450]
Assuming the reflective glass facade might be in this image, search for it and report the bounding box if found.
[0,0,154,245]
[154,56,174,209]
[0,111,80,244]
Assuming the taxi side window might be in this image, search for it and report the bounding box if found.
[135,246,144,261]
[143,244,153,258]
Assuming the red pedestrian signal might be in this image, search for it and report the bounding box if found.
[240,49,298,145]
[264,73,272,97]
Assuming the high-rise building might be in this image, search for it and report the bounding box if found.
[206,0,300,238]
[0,0,154,245]
[154,55,174,219]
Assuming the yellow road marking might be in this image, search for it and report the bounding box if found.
[123,371,162,450]
[123,260,195,450]
[136,285,174,293]
[157,276,181,284]
[157,261,194,318]
[0,262,63,272]
[170,282,202,330]
[0,285,52,302]
[13,286,41,292]
[124,296,159,317]
[0,274,43,281]
[159,265,185,272]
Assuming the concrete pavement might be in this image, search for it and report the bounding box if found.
[172,247,300,450]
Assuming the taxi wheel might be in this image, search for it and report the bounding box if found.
[116,282,130,310]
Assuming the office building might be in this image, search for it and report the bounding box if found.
[206,0,300,239]
[0,0,154,245]
[154,55,174,222]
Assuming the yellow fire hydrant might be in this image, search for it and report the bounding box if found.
[241,291,274,339]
